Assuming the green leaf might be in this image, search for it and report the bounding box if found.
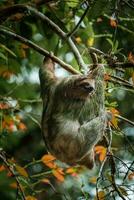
[0,52,7,61]
[0,44,16,57]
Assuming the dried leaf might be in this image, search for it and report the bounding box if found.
[15,165,28,177]
[128,52,134,64]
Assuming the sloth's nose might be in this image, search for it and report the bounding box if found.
[84,84,94,93]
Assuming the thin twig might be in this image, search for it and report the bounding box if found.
[110,75,132,86]
[109,79,134,89]
[115,114,134,126]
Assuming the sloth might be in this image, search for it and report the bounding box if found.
[39,57,106,169]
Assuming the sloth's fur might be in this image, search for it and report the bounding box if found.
[39,57,106,169]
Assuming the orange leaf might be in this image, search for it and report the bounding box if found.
[95,146,107,162]
[41,154,56,163]
[10,182,17,189]
[15,165,28,177]
[0,165,5,172]
[0,103,10,110]
[26,196,37,200]
[52,169,65,182]
[104,73,111,81]
[110,108,119,115]
[18,122,27,131]
[110,18,117,28]
[45,161,57,169]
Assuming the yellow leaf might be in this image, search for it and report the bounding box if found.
[26,196,37,200]
[15,165,28,177]
[94,191,105,200]
[87,37,94,47]
[89,176,97,184]
[52,169,64,182]
[109,108,119,128]
[75,37,82,44]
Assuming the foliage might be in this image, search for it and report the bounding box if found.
[0,0,134,200]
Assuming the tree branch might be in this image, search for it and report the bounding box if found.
[0,4,86,70]
[0,26,80,75]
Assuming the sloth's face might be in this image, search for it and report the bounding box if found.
[64,76,95,100]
